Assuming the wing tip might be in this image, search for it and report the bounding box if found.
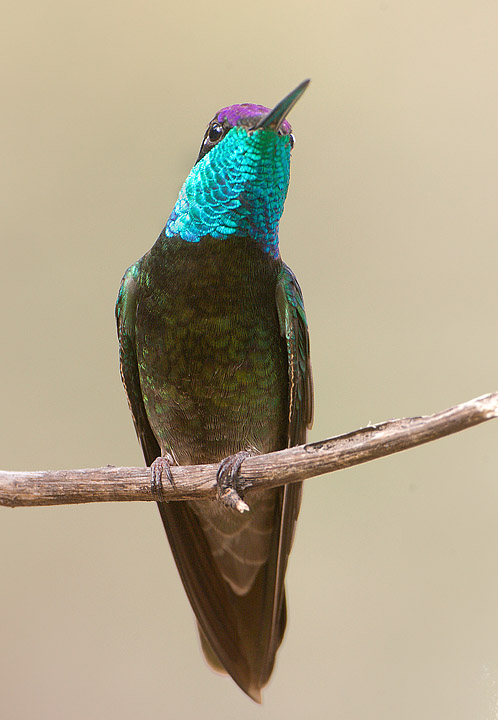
[246,686,263,704]
[199,622,265,703]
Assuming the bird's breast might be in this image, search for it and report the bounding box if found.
[135,235,289,465]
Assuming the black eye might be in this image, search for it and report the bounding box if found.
[208,122,223,143]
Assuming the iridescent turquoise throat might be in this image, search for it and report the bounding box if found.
[165,126,291,257]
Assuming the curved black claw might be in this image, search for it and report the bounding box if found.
[216,451,251,513]
[150,452,176,501]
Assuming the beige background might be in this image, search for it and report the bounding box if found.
[1,1,497,718]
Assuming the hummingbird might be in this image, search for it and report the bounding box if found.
[116,80,313,702]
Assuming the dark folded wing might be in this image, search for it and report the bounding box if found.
[116,264,160,465]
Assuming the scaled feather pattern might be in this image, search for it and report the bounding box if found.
[165,126,291,257]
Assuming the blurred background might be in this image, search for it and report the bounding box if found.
[1,1,497,718]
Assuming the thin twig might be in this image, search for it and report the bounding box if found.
[1,392,496,509]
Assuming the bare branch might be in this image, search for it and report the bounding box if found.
[1,392,497,509]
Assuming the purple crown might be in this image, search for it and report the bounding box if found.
[216,104,292,133]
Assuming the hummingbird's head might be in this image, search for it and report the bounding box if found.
[165,80,309,257]
[195,102,295,164]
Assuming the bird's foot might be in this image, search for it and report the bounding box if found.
[217,451,251,513]
[151,452,176,501]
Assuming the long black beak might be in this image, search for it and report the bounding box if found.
[256,79,310,131]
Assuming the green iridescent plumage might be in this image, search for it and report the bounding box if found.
[116,81,313,702]
[166,126,291,255]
